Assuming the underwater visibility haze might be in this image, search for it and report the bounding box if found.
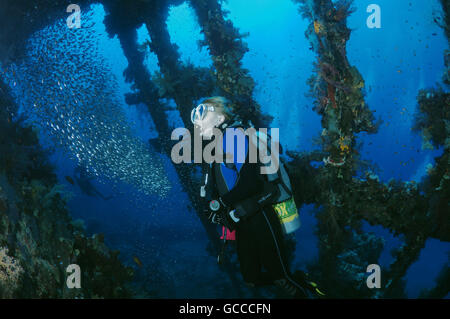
[0,0,449,299]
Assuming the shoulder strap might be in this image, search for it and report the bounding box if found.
[278,159,293,196]
[253,130,293,199]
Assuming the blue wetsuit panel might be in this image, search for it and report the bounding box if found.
[220,129,248,191]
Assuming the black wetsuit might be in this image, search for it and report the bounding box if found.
[206,128,307,295]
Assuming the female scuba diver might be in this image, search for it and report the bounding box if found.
[191,96,325,298]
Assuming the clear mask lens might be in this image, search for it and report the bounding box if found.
[191,104,213,124]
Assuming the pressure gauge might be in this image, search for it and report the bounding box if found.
[209,200,220,211]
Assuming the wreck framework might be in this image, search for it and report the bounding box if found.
[0,0,448,298]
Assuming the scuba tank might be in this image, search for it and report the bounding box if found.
[272,197,300,235]
[267,158,301,235]
[248,129,301,235]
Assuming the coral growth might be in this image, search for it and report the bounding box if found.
[289,0,449,299]
[190,0,272,127]
[413,88,450,148]
[151,63,216,102]
[0,0,448,300]
[0,80,133,298]
[0,247,23,298]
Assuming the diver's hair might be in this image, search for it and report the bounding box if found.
[201,96,234,122]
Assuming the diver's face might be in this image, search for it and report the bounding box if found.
[194,111,225,139]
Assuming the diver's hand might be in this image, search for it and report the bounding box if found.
[213,210,239,225]
[206,211,224,225]
[222,210,239,231]
[205,210,239,231]
[212,212,223,224]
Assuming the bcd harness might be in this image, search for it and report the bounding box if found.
[201,126,301,235]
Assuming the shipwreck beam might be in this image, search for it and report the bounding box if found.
[102,0,246,297]
[292,0,448,297]
[189,0,272,128]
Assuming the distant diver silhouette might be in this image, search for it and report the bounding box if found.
[73,165,113,200]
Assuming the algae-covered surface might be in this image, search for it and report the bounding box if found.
[0,0,448,299]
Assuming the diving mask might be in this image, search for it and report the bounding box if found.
[191,103,216,124]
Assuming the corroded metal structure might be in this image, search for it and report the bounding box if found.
[0,0,448,298]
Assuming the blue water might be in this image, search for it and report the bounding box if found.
[5,0,448,298]
[162,0,449,298]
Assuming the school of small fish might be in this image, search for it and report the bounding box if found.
[3,11,170,197]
